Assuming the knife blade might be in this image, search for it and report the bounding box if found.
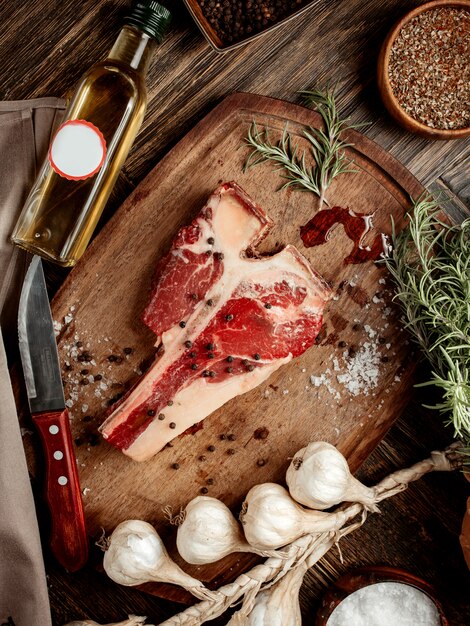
[18,255,88,572]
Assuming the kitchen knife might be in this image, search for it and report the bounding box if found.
[18,255,88,572]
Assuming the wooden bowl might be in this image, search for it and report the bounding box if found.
[315,566,450,625]
[377,0,470,139]
[182,0,319,53]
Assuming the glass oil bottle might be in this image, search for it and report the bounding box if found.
[11,1,171,266]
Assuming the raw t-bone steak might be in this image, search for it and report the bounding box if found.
[100,182,331,461]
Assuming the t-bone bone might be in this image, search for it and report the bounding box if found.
[100,182,331,461]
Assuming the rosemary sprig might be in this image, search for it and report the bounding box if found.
[385,196,470,447]
[243,86,360,208]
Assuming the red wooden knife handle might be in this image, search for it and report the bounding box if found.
[33,409,89,572]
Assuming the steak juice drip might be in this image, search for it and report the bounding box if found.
[300,206,384,264]
[11,2,171,267]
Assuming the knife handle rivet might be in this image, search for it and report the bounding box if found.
[53,450,64,460]
[58,476,68,486]
[49,425,59,434]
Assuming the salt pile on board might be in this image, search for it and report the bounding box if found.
[336,341,381,396]
[326,582,441,626]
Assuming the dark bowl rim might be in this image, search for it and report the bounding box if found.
[182,0,322,53]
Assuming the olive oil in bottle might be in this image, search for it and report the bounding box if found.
[11,1,171,267]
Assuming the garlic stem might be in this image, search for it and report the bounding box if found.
[286,442,378,511]
[101,520,218,601]
[240,483,348,550]
[227,563,308,625]
[64,617,152,626]
[177,496,280,565]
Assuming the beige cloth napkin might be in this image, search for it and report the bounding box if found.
[0,98,64,626]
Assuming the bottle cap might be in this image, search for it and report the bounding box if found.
[124,1,172,43]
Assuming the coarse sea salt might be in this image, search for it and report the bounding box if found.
[326,582,441,626]
[336,342,380,396]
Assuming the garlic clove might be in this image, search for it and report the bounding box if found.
[64,617,153,626]
[177,496,282,565]
[102,520,217,601]
[286,442,378,511]
[240,483,347,550]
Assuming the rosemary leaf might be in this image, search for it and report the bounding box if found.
[243,86,360,208]
[385,196,470,448]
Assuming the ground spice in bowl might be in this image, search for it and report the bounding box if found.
[388,6,470,131]
[196,0,309,46]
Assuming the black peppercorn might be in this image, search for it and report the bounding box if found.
[185,340,193,348]
[108,354,117,362]
[169,422,176,429]
[207,299,214,306]
[254,353,260,360]
[206,478,214,485]
[207,237,215,244]
[225,314,234,321]
[208,445,216,452]
[208,353,214,359]
[80,369,89,375]
[247,364,255,371]
[94,374,102,381]
[264,302,272,309]
[76,341,83,348]
[338,340,347,348]
[158,413,165,420]
[206,343,215,351]
[179,321,186,328]
[199,455,207,461]
[226,355,234,362]
[202,370,209,377]
[167,400,174,406]
[191,363,198,370]
[227,448,235,455]
[228,433,236,441]
[209,371,216,378]
[124,347,133,355]
[226,367,233,373]
[190,351,197,358]
[201,487,209,494]
[172,463,180,470]
[214,252,224,260]
[220,434,227,440]
[147,409,156,417]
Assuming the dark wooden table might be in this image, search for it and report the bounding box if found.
[1,0,469,624]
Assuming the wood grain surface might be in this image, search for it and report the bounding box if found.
[20,92,423,601]
[1,0,469,624]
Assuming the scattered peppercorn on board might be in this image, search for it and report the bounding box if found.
[21,93,423,602]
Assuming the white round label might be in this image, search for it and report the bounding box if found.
[49,119,106,180]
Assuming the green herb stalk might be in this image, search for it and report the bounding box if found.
[244,87,362,209]
[385,197,470,448]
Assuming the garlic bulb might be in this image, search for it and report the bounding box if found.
[286,442,378,511]
[177,496,280,564]
[240,483,348,550]
[227,563,308,626]
[102,520,217,601]
[65,617,152,626]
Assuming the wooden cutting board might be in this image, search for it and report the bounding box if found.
[23,92,423,602]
